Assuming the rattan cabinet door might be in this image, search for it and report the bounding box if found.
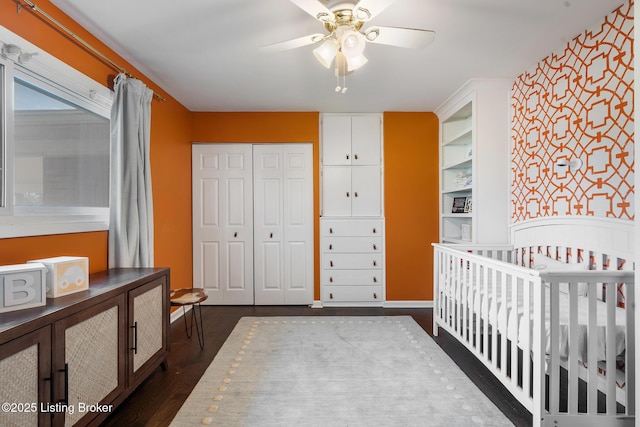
[0,326,51,427]
[53,295,126,427]
[128,276,168,387]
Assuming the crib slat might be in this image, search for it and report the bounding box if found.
[624,282,635,415]
[500,270,508,376]
[587,282,598,414]
[605,282,616,414]
[549,283,560,414]
[568,282,579,414]
[482,260,489,362]
[533,274,545,426]
[491,266,498,369]
[522,277,532,403]
[510,274,518,389]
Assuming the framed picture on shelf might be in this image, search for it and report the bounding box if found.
[452,197,467,213]
[464,197,473,213]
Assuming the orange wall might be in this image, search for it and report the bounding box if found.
[191,112,321,297]
[0,1,193,289]
[384,112,439,300]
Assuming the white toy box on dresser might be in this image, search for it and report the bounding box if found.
[28,256,89,298]
[320,113,385,306]
[0,263,47,313]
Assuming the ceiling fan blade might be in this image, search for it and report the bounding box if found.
[352,0,398,21]
[364,26,435,49]
[261,33,326,53]
[289,0,335,23]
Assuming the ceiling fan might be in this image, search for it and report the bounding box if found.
[264,0,435,92]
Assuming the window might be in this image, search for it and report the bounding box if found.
[0,28,112,238]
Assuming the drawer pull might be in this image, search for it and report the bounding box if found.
[373,260,377,267]
[330,261,334,267]
[329,227,333,234]
[354,192,358,197]
[329,244,333,250]
[373,228,377,234]
[346,192,350,197]
[354,154,358,160]
[270,232,273,238]
[373,244,377,250]
[373,277,377,283]
[373,293,378,299]
[346,154,349,160]
[329,277,333,283]
[330,292,334,299]
[234,232,238,238]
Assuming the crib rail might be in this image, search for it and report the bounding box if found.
[432,243,635,427]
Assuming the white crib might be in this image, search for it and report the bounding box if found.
[432,220,635,426]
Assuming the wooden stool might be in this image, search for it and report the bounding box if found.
[170,288,208,349]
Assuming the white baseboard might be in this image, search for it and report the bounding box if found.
[311,300,433,309]
[170,305,191,323]
[383,300,433,309]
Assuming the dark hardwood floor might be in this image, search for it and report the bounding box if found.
[102,306,532,426]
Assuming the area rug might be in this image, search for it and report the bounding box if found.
[170,317,513,426]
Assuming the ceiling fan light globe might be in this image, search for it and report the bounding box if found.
[346,54,368,71]
[340,30,366,58]
[313,39,339,68]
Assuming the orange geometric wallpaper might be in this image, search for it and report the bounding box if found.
[511,1,634,223]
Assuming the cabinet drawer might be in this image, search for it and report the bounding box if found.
[322,236,382,253]
[323,253,382,270]
[322,269,382,286]
[323,285,382,302]
[321,219,383,237]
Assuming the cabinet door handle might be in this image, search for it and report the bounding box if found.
[44,371,54,414]
[373,293,378,299]
[346,154,349,160]
[59,363,69,404]
[131,321,138,354]
[354,192,358,197]
[346,192,350,197]
[354,154,358,160]
[330,292,334,299]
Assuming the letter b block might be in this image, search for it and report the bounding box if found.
[0,263,46,313]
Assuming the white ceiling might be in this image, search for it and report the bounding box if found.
[50,0,625,113]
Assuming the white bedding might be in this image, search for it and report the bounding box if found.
[445,267,626,363]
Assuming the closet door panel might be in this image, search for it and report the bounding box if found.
[351,166,381,216]
[253,145,285,304]
[322,115,352,165]
[322,166,352,216]
[351,115,381,165]
[193,144,253,305]
[283,145,314,304]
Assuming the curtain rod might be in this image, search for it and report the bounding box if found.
[16,0,166,102]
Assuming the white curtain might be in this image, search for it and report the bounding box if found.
[109,73,154,268]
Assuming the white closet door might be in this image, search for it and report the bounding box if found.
[351,115,381,166]
[351,166,382,216]
[322,166,352,216]
[253,144,313,305]
[321,115,352,165]
[253,145,284,305]
[192,144,254,305]
[282,144,314,304]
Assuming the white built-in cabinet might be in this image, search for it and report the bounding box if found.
[320,114,385,306]
[435,79,511,244]
[192,143,314,305]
